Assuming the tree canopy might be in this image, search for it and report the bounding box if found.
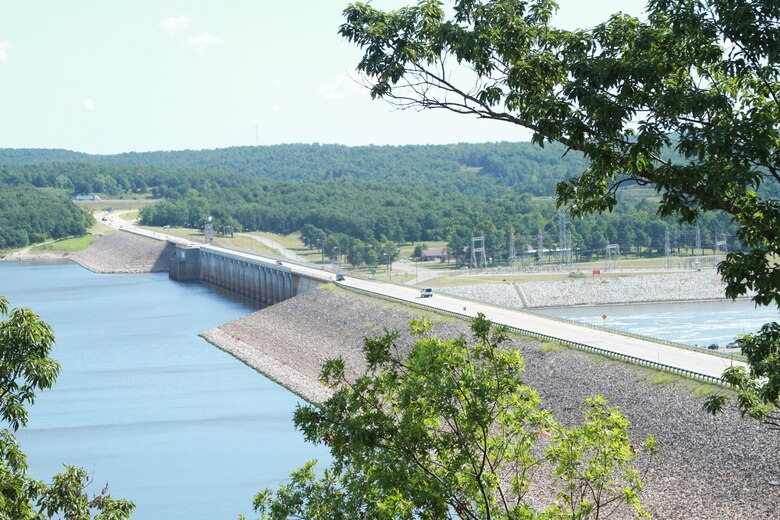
[0,184,92,250]
[253,315,655,519]
[339,0,780,424]
[0,296,134,519]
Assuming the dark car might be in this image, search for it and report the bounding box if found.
[335,274,345,282]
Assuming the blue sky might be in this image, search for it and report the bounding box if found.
[0,1,644,154]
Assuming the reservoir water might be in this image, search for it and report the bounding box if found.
[536,299,779,347]
[1,261,328,519]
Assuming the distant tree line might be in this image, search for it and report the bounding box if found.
[0,142,591,197]
[0,143,739,258]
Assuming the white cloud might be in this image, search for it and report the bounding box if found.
[0,40,12,61]
[184,32,223,51]
[319,72,371,100]
[82,98,97,111]
[159,15,191,34]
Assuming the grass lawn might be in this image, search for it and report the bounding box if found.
[215,235,279,255]
[253,231,306,250]
[137,225,286,256]
[350,265,414,284]
[397,241,449,260]
[30,235,96,253]
[242,231,325,261]
[139,225,204,242]
[87,220,116,235]
[425,273,572,288]
[74,198,158,212]
[423,269,686,288]
[417,260,459,271]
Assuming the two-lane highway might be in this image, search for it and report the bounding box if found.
[334,276,743,381]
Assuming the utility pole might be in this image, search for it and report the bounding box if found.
[695,222,702,270]
[558,211,566,270]
[537,230,544,271]
[204,216,214,244]
[558,210,573,271]
[508,228,515,269]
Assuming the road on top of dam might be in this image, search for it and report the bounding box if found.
[102,214,744,382]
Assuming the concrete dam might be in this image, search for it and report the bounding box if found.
[168,243,322,306]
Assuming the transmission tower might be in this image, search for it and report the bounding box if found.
[204,216,214,244]
[470,233,487,270]
[715,234,728,258]
[664,225,672,269]
[605,244,621,271]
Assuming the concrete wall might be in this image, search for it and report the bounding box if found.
[169,244,319,305]
[168,244,201,280]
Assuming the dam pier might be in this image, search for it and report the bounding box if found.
[168,243,322,306]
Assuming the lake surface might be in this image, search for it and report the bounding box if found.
[536,299,779,347]
[1,261,328,519]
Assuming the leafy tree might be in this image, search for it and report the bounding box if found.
[0,296,134,519]
[340,0,780,425]
[252,315,654,519]
[0,185,92,249]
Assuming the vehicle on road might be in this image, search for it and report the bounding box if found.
[335,274,345,282]
[276,260,283,265]
[420,287,433,298]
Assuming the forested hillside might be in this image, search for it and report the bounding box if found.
[0,184,92,248]
[0,143,739,262]
[0,142,589,197]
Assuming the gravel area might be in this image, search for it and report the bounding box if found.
[70,232,173,273]
[441,271,740,308]
[205,287,779,518]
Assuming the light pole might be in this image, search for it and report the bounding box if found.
[334,246,341,268]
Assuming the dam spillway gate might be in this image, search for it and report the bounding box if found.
[168,243,320,306]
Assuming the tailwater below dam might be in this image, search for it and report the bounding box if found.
[536,299,778,348]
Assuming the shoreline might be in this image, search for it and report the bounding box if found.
[1,251,71,263]
[526,295,752,310]
[200,328,332,404]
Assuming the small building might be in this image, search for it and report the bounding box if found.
[74,194,101,201]
[421,249,451,262]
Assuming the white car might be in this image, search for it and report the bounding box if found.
[420,287,433,298]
